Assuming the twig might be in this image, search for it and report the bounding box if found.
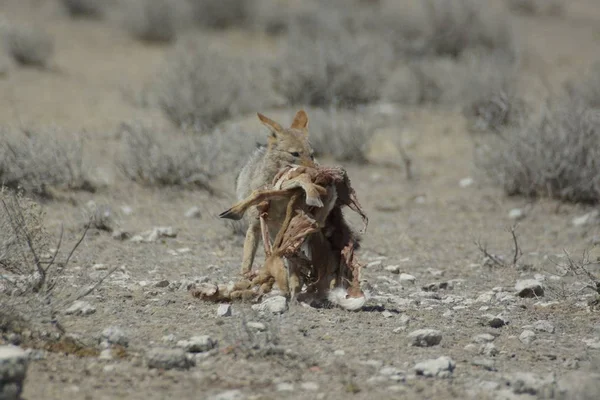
[475,238,506,267]
[1,196,45,292]
[63,218,91,268]
[44,224,63,274]
[57,265,119,309]
[509,224,523,266]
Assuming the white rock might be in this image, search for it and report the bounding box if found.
[414,356,455,378]
[464,344,478,352]
[379,367,406,381]
[246,322,266,331]
[101,327,129,347]
[408,329,442,347]
[217,304,232,317]
[185,206,202,218]
[276,383,294,392]
[508,208,525,220]
[208,390,245,400]
[473,333,496,344]
[177,336,216,353]
[162,334,177,343]
[533,320,555,333]
[399,273,416,284]
[572,210,599,227]
[252,296,288,314]
[334,349,345,356]
[147,348,193,370]
[381,310,393,318]
[475,292,495,303]
[583,338,600,349]
[459,177,474,188]
[515,280,544,297]
[98,349,113,360]
[65,301,96,316]
[133,227,178,243]
[479,343,498,357]
[519,330,536,345]
[300,382,319,391]
[367,260,383,268]
[385,265,400,274]
[0,345,28,400]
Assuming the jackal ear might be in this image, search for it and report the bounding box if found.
[290,109,309,130]
[257,112,283,138]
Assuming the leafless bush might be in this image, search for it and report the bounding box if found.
[0,190,48,281]
[553,250,600,295]
[125,0,177,43]
[61,0,105,19]
[506,0,565,17]
[422,0,516,59]
[384,50,520,130]
[476,102,600,203]
[4,25,54,67]
[1,190,117,344]
[274,16,393,107]
[190,0,254,30]
[119,122,220,191]
[460,51,523,132]
[0,127,94,198]
[308,109,377,163]
[565,62,600,109]
[153,39,278,130]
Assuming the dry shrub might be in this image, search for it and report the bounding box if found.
[384,50,520,129]
[308,109,377,163]
[328,0,515,60]
[565,62,600,110]
[125,0,177,43]
[153,39,278,131]
[0,190,48,279]
[190,0,253,30]
[4,25,54,67]
[421,0,515,59]
[506,0,565,17]
[61,0,105,19]
[477,102,600,203]
[274,15,393,107]
[0,127,94,198]
[119,122,219,190]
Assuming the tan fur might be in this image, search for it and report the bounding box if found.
[224,164,367,305]
[235,110,316,275]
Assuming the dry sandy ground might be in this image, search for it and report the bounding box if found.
[1,1,600,399]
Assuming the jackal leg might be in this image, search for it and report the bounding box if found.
[240,218,261,275]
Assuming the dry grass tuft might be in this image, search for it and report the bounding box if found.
[61,0,105,19]
[274,15,393,107]
[476,101,600,203]
[119,122,219,191]
[309,109,378,163]
[153,39,278,131]
[4,25,54,67]
[0,127,94,198]
[506,0,565,17]
[190,0,253,30]
[0,190,48,279]
[124,0,178,43]
[565,62,600,110]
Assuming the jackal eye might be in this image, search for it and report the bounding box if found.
[310,153,315,161]
[290,151,300,157]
